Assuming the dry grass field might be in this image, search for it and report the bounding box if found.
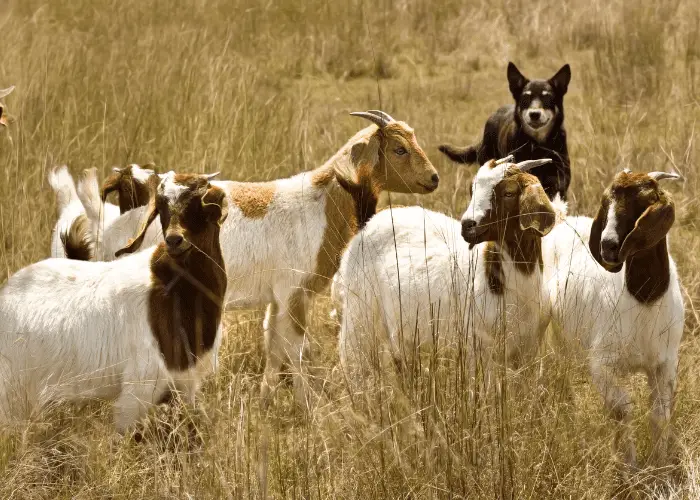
[1,0,700,498]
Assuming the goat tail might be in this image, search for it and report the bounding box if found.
[60,214,94,261]
[76,168,104,224]
[438,143,479,164]
[48,165,78,213]
[550,193,568,225]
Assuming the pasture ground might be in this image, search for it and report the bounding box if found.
[1,0,700,497]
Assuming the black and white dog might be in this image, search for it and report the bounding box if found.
[440,63,572,200]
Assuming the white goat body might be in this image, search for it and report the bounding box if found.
[336,206,550,373]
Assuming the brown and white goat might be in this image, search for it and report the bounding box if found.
[545,169,684,467]
[115,110,439,407]
[0,172,228,433]
[336,157,557,383]
[101,163,158,214]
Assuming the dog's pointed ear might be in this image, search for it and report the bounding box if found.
[549,64,571,96]
[507,62,529,99]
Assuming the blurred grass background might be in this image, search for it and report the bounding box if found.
[0,0,699,497]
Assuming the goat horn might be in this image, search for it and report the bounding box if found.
[515,158,552,172]
[350,111,390,128]
[203,172,220,181]
[494,155,515,165]
[367,110,396,124]
[0,86,14,99]
[112,167,123,173]
[648,171,683,182]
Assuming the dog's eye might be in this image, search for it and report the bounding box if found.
[395,147,407,156]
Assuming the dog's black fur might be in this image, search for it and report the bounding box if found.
[439,62,572,200]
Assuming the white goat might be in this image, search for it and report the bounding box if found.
[0,172,228,432]
[336,157,558,383]
[110,110,439,407]
[544,169,684,467]
[77,166,161,261]
[49,164,156,261]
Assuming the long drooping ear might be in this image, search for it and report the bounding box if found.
[333,131,380,186]
[101,168,123,201]
[507,62,529,99]
[549,64,571,96]
[519,183,556,236]
[589,198,623,273]
[202,185,229,226]
[115,176,160,257]
[618,197,675,262]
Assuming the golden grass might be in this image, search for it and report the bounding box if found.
[0,0,699,497]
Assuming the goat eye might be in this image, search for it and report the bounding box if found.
[504,192,516,198]
[395,147,407,156]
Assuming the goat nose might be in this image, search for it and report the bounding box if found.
[166,234,184,248]
[601,239,620,259]
[462,219,476,232]
[529,110,541,121]
[431,173,440,185]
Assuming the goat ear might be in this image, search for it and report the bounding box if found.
[507,62,529,99]
[549,64,571,95]
[619,197,674,262]
[115,176,161,257]
[333,131,380,186]
[202,186,229,226]
[101,170,122,202]
[519,184,555,236]
[589,199,622,273]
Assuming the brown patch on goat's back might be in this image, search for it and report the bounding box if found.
[148,243,227,371]
[227,182,276,219]
[60,214,93,261]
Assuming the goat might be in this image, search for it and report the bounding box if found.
[335,156,557,384]
[544,169,684,467]
[49,164,157,261]
[101,163,158,214]
[115,110,439,407]
[0,172,228,433]
[77,166,161,261]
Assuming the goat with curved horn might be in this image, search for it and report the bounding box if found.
[648,171,683,182]
[516,158,553,172]
[349,111,391,128]
[367,110,396,124]
[494,155,515,165]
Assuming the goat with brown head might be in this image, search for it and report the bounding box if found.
[461,155,556,248]
[101,163,158,214]
[589,169,682,302]
[116,171,229,371]
[344,110,439,195]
